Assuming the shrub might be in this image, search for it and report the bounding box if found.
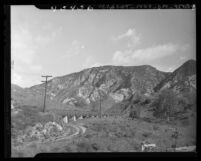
[107,144,116,152]
[91,143,100,151]
[76,142,93,152]
[142,131,152,138]
[140,98,151,105]
[129,104,141,119]
[16,152,25,157]
[152,89,177,121]
[181,119,190,126]
[64,146,73,152]
[152,124,159,131]
[183,91,196,106]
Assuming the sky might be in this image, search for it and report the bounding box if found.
[11,6,196,88]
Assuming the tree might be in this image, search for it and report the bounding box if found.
[152,89,177,121]
[171,127,179,151]
[129,104,141,119]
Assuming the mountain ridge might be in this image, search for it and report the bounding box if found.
[11,59,196,112]
[154,59,196,94]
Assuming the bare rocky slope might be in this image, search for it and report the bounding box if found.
[154,59,196,95]
[11,60,196,113]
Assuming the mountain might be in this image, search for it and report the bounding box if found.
[11,84,25,105]
[11,65,169,110]
[11,60,196,113]
[154,59,196,95]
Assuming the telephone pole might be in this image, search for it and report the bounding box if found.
[99,90,102,118]
[41,75,52,112]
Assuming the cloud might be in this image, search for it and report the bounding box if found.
[180,44,190,52]
[30,65,42,72]
[63,40,85,58]
[12,24,62,64]
[11,71,23,86]
[11,70,42,87]
[11,24,44,87]
[11,63,43,87]
[131,43,179,61]
[11,65,42,87]
[167,66,175,72]
[112,28,141,47]
[112,43,189,66]
[90,62,103,68]
[112,51,130,64]
[179,56,187,61]
[35,26,63,46]
[82,56,103,69]
[11,20,63,87]
[11,26,35,65]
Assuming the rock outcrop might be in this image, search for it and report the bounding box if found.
[16,122,63,144]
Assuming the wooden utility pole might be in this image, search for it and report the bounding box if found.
[41,75,52,112]
[99,90,102,118]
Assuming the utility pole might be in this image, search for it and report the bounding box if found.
[41,75,52,112]
[99,90,102,118]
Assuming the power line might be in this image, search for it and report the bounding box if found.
[41,75,53,112]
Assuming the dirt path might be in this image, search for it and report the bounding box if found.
[14,123,87,150]
[48,123,86,142]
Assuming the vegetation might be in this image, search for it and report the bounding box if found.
[12,116,196,157]
[11,105,64,147]
[151,89,178,121]
[129,104,141,119]
[11,60,196,157]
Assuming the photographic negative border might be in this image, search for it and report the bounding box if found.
[3,0,199,158]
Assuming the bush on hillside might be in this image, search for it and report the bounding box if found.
[179,91,196,112]
[129,104,141,119]
[132,92,145,104]
[152,89,177,121]
[76,142,93,152]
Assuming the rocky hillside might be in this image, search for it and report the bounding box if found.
[154,59,196,95]
[11,60,196,112]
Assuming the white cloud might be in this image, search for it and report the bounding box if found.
[11,67,42,87]
[30,65,42,72]
[90,62,103,67]
[11,25,44,87]
[11,72,41,88]
[11,21,63,87]
[82,56,103,69]
[11,71,23,86]
[35,26,63,46]
[167,67,175,72]
[112,51,130,64]
[179,56,187,61]
[12,26,35,64]
[63,40,85,58]
[12,24,63,64]
[112,43,189,66]
[131,43,179,61]
[113,28,141,47]
[180,44,190,52]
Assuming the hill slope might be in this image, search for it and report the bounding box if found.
[11,60,196,112]
[12,65,169,109]
[154,59,196,95]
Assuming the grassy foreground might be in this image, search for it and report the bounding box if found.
[12,114,196,157]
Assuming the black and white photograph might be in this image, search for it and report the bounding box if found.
[10,5,196,157]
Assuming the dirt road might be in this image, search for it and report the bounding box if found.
[14,123,87,150]
[45,123,86,143]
